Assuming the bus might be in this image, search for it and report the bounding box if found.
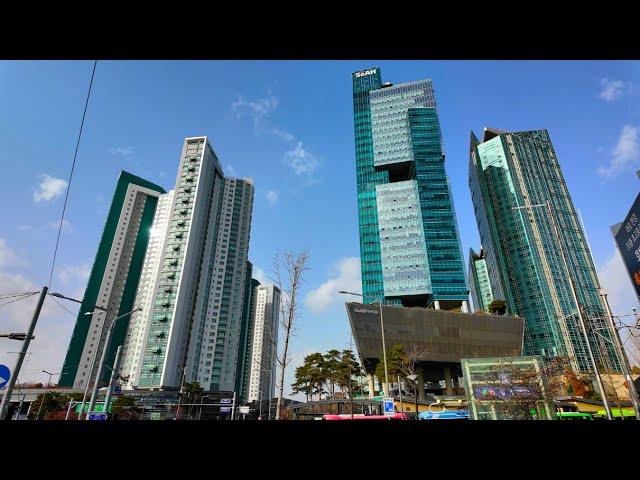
[593,409,636,420]
[556,412,593,420]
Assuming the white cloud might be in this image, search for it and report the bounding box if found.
[226,164,236,177]
[598,247,640,316]
[48,219,72,233]
[109,146,134,156]
[305,257,361,313]
[231,90,278,130]
[266,190,279,206]
[597,125,640,178]
[599,78,628,102]
[285,142,320,177]
[232,91,323,181]
[0,239,21,268]
[33,174,68,203]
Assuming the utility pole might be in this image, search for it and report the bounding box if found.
[231,391,236,420]
[600,290,640,420]
[175,365,187,420]
[0,286,48,420]
[397,375,404,419]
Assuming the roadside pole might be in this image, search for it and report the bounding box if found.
[103,345,123,416]
[0,287,48,420]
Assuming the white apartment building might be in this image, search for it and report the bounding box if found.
[247,284,280,402]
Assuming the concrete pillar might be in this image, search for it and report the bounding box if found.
[461,300,469,314]
[434,300,440,310]
[444,366,454,396]
[367,373,375,399]
[417,369,425,401]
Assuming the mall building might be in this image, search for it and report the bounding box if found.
[346,302,525,399]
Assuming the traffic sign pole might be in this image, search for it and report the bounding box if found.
[383,397,394,416]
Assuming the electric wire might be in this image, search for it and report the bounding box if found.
[46,60,97,290]
[48,294,79,318]
[0,291,39,299]
[0,292,38,309]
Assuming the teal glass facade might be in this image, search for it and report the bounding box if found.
[469,248,494,312]
[469,129,620,373]
[352,68,468,307]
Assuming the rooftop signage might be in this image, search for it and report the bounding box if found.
[355,68,377,78]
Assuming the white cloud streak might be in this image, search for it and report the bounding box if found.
[597,125,640,178]
[231,90,278,130]
[48,219,72,234]
[231,91,322,180]
[109,146,134,156]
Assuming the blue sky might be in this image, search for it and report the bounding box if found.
[2,60,640,392]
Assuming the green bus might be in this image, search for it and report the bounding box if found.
[556,412,593,420]
[593,409,636,420]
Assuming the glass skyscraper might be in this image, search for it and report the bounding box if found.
[469,127,619,373]
[352,67,468,309]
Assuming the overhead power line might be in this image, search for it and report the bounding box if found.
[0,291,39,299]
[48,294,80,318]
[47,60,98,289]
[0,292,38,309]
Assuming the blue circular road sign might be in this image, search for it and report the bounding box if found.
[0,364,11,389]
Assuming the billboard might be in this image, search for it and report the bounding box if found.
[461,356,554,420]
[613,192,640,299]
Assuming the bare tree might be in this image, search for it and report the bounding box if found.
[273,250,310,420]
[399,344,428,397]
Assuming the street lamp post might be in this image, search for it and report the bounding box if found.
[86,306,141,419]
[339,290,389,396]
[76,309,107,420]
[46,292,109,420]
[512,201,613,420]
[37,370,58,420]
[408,374,419,419]
[198,394,214,420]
